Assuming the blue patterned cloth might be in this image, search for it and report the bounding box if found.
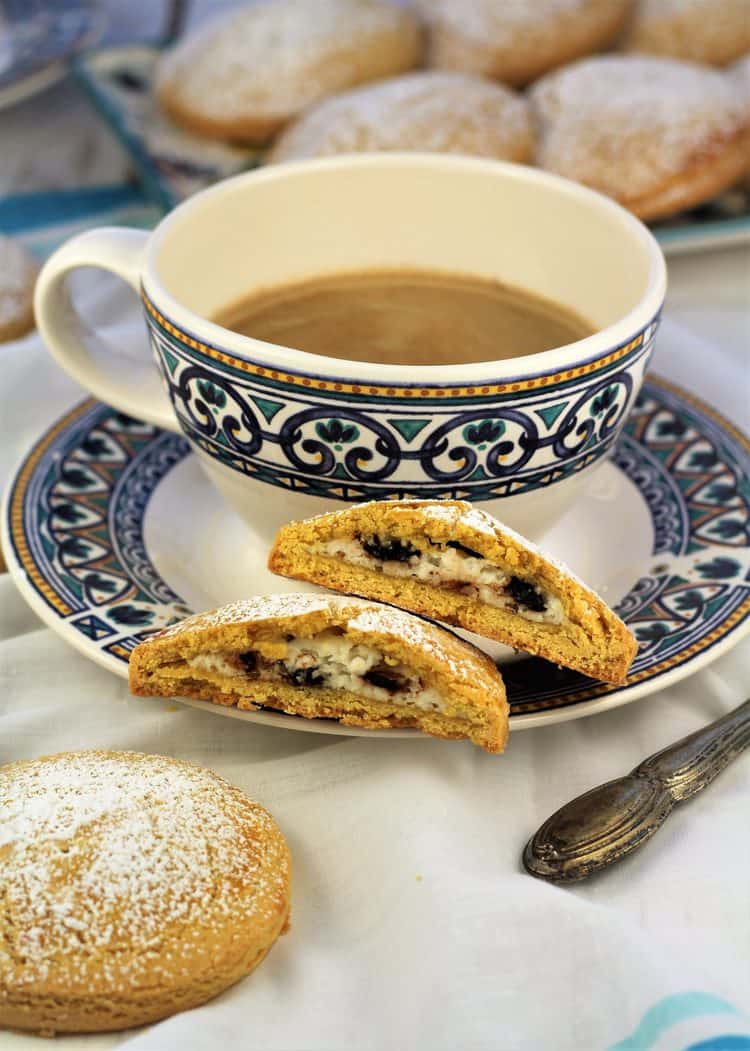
[610,993,750,1051]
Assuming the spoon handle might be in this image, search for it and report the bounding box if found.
[634,697,750,800]
[523,698,750,883]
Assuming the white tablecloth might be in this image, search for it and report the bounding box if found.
[1,249,749,1051]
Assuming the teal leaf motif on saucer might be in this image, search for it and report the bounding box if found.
[81,572,119,594]
[108,605,155,626]
[707,517,746,541]
[696,556,742,579]
[52,502,87,524]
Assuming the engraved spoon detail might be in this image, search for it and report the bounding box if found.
[523,698,750,883]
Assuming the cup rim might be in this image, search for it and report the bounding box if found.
[143,153,667,384]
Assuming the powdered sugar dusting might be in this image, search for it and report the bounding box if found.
[269,71,531,162]
[151,592,361,639]
[0,751,288,991]
[417,500,498,539]
[0,234,37,326]
[415,0,592,45]
[623,0,750,63]
[156,0,419,122]
[346,605,465,679]
[530,55,749,201]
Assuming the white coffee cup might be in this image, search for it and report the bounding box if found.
[34,154,666,538]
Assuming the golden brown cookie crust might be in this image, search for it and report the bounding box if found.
[267,71,534,164]
[268,501,637,685]
[622,0,750,67]
[416,0,632,86]
[0,235,38,343]
[530,55,750,221]
[129,594,509,753]
[155,0,422,142]
[625,130,750,220]
[0,750,290,1035]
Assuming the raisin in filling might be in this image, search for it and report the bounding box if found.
[322,534,560,621]
[507,576,547,613]
[361,534,419,562]
[363,668,406,693]
[185,635,445,710]
[239,650,257,673]
[446,539,483,559]
[282,664,325,687]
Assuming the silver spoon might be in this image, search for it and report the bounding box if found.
[523,697,750,883]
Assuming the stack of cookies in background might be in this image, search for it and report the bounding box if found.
[4,0,748,345]
[153,0,750,223]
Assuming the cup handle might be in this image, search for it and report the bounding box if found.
[34,227,181,434]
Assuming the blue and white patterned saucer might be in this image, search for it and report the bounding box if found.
[3,375,749,733]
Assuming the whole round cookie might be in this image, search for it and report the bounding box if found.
[155,0,422,142]
[0,235,38,343]
[268,72,534,164]
[622,0,750,67]
[414,0,632,86]
[0,750,291,1035]
[530,55,750,221]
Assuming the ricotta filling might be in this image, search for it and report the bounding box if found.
[317,537,564,625]
[186,630,445,711]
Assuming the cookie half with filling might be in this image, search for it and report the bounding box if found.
[268,501,637,684]
[129,594,508,753]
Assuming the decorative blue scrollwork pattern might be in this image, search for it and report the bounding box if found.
[279,407,401,481]
[146,311,657,501]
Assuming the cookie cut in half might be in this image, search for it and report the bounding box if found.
[268,501,637,685]
[129,594,508,753]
